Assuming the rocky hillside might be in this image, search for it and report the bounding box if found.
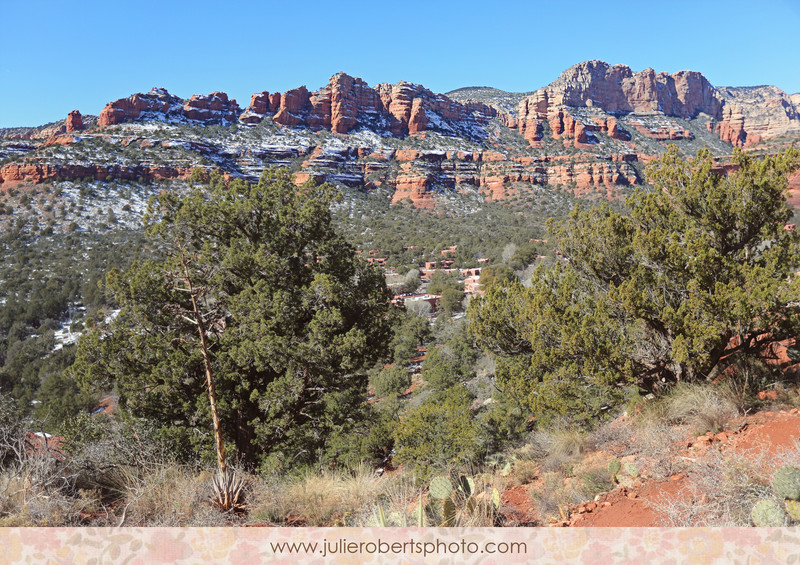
[2,61,799,207]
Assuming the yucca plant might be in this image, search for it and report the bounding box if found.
[211,469,247,512]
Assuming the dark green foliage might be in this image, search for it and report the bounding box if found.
[393,384,480,477]
[440,287,465,317]
[330,184,568,269]
[69,168,394,472]
[421,325,478,391]
[372,365,412,398]
[428,270,463,295]
[390,310,432,364]
[478,265,516,289]
[469,147,800,425]
[507,241,547,272]
[0,224,146,421]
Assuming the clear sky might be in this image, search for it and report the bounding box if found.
[1,0,799,128]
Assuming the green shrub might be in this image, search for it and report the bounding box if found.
[372,365,411,398]
[393,385,480,478]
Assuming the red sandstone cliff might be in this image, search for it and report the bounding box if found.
[96,74,496,140]
[65,110,83,133]
[4,62,799,209]
[243,72,497,139]
[714,86,800,147]
[526,61,723,118]
[98,88,241,127]
[514,61,798,149]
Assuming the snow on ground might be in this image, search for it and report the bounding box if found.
[52,306,119,352]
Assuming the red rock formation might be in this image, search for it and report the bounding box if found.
[241,73,496,139]
[239,91,282,124]
[716,104,747,147]
[42,135,76,147]
[272,86,311,127]
[183,92,240,122]
[716,86,800,146]
[531,61,723,118]
[65,110,83,133]
[98,88,183,127]
[408,99,428,134]
[0,162,192,188]
[592,116,629,140]
[514,61,724,147]
[98,88,240,127]
[327,73,385,134]
[392,173,435,207]
[628,120,693,141]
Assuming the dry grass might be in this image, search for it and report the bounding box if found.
[0,469,88,526]
[630,423,688,480]
[427,472,506,527]
[361,473,423,526]
[650,448,774,526]
[589,418,638,457]
[637,382,739,436]
[250,465,385,526]
[352,470,507,527]
[530,471,583,524]
[529,428,588,474]
[507,459,540,486]
[575,466,615,499]
[119,466,230,526]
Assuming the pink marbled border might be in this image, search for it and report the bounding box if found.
[1,527,797,564]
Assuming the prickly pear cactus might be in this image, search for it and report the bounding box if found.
[608,459,621,477]
[415,497,426,527]
[751,499,788,527]
[442,498,457,526]
[430,476,453,500]
[491,487,501,509]
[457,475,475,497]
[785,499,800,522]
[772,466,800,501]
[624,461,639,478]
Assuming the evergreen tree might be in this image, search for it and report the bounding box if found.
[69,168,393,472]
[469,147,800,425]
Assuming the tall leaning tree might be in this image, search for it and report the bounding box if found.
[70,168,394,489]
[469,146,800,426]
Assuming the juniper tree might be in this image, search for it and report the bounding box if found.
[469,146,800,425]
[70,168,393,473]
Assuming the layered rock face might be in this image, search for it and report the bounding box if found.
[514,61,724,147]
[98,88,241,127]
[5,62,800,208]
[514,61,799,149]
[0,162,191,187]
[714,86,800,147]
[96,74,496,140]
[242,72,497,139]
[0,143,640,206]
[524,61,723,118]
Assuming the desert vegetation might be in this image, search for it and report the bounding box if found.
[1,147,800,527]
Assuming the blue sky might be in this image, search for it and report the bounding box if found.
[1,0,799,127]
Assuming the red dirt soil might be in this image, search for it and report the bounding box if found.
[520,407,800,527]
[501,485,539,526]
